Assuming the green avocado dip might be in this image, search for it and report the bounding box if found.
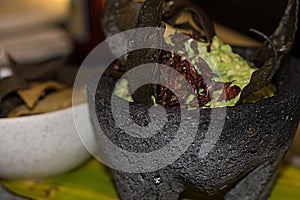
[114,32,275,109]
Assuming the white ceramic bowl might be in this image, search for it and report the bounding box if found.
[0,103,99,179]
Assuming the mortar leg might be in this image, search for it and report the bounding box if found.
[112,170,184,200]
[224,162,279,200]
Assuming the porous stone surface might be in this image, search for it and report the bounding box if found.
[91,58,300,200]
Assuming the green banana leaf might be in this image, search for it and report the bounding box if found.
[268,165,300,200]
[1,159,118,200]
[2,159,300,200]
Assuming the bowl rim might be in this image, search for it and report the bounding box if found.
[0,102,87,122]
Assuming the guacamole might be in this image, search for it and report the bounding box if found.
[114,32,274,108]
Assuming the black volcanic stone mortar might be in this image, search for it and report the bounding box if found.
[90,55,300,199]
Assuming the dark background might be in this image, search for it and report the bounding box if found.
[192,0,300,57]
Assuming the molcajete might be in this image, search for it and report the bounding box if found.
[88,0,300,199]
[89,56,299,199]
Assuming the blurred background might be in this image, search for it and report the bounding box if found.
[0,0,71,65]
[193,0,300,57]
[0,0,105,67]
[0,0,298,68]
